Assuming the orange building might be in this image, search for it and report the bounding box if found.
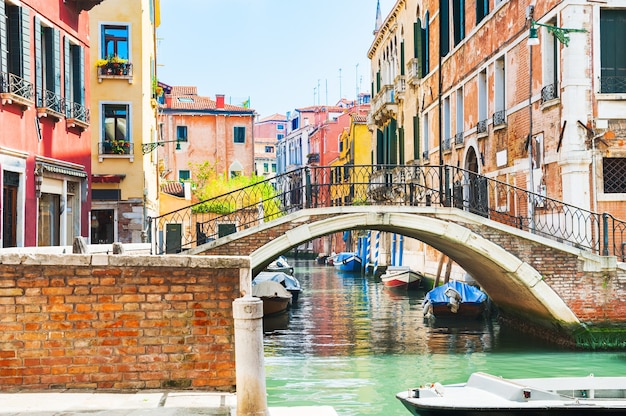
[160,87,255,183]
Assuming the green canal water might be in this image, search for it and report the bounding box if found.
[263,260,626,416]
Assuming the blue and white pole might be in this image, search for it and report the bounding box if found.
[373,231,380,277]
[365,231,371,274]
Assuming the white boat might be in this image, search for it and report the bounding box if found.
[251,280,292,316]
[381,266,422,290]
[265,255,294,274]
[396,371,626,416]
[254,271,302,302]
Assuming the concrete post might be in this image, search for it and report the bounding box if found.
[233,295,268,416]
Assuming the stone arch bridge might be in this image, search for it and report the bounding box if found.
[190,205,626,344]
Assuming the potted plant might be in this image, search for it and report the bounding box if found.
[96,55,130,76]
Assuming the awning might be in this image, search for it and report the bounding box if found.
[91,174,126,184]
[36,162,87,178]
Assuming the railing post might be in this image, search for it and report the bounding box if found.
[305,167,312,209]
[444,166,451,207]
[603,213,609,256]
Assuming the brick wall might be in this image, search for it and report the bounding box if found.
[0,254,247,392]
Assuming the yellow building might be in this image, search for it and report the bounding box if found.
[88,0,160,244]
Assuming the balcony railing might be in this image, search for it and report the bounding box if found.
[443,137,452,151]
[37,89,64,120]
[65,99,90,129]
[599,76,626,94]
[395,75,406,98]
[455,132,464,145]
[0,72,35,108]
[493,110,507,127]
[406,58,421,86]
[98,63,133,82]
[477,119,488,135]
[307,153,320,164]
[541,83,558,103]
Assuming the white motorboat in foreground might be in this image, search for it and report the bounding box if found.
[397,372,626,415]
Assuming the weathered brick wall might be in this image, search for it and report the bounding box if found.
[0,254,247,392]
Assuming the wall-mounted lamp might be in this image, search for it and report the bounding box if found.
[142,139,181,154]
[527,20,587,47]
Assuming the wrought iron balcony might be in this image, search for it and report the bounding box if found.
[541,83,558,103]
[455,132,464,146]
[422,150,430,161]
[98,63,133,83]
[477,119,488,135]
[599,76,626,94]
[37,89,64,121]
[493,110,507,128]
[65,100,90,130]
[99,141,134,156]
[443,137,452,151]
[0,72,34,109]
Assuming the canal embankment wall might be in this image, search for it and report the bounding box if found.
[0,253,245,391]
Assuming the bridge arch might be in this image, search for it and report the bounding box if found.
[249,210,580,329]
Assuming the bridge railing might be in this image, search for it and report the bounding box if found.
[148,164,626,258]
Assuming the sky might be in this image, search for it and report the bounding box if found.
[156,0,397,118]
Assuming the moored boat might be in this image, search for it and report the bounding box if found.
[265,255,294,275]
[381,266,423,290]
[332,252,362,273]
[251,280,292,316]
[397,371,626,415]
[254,270,302,302]
[422,280,487,319]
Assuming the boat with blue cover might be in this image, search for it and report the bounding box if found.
[422,280,487,319]
[332,252,362,273]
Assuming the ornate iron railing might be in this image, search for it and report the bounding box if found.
[455,132,464,145]
[477,119,487,134]
[600,76,626,94]
[0,72,35,103]
[541,83,558,103]
[37,89,64,115]
[65,100,90,124]
[493,110,507,127]
[149,165,626,259]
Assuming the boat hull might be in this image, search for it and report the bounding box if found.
[382,269,422,290]
[259,296,291,316]
[422,281,487,319]
[333,253,362,273]
[397,372,626,416]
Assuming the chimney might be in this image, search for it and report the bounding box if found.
[216,94,225,109]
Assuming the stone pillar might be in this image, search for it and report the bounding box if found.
[233,295,268,416]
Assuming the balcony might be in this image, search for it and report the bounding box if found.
[476,119,488,137]
[370,83,397,126]
[37,89,64,121]
[454,131,464,146]
[541,83,558,104]
[307,153,320,164]
[0,72,35,109]
[395,75,406,100]
[600,76,626,94]
[98,141,134,162]
[65,99,90,130]
[493,110,507,129]
[97,62,133,83]
[407,58,421,86]
[443,137,452,152]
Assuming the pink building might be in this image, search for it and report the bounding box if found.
[161,87,255,183]
[253,113,285,178]
[0,0,94,247]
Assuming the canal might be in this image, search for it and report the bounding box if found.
[263,259,626,416]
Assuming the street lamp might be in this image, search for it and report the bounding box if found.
[142,139,181,155]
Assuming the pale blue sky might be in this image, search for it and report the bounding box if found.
[157,0,396,118]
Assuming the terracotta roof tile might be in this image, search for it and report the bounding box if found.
[165,86,254,112]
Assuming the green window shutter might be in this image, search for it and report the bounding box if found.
[53,28,61,97]
[20,6,30,80]
[34,16,42,106]
[64,36,70,116]
[0,0,6,75]
[413,116,420,160]
[416,19,423,78]
[453,0,465,46]
[400,41,405,76]
[423,12,430,75]
[389,119,397,165]
[77,45,85,107]
[440,0,450,57]
[376,129,384,165]
[399,126,405,164]
[413,21,419,59]
[376,71,380,93]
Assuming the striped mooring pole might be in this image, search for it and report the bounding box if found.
[365,231,371,274]
[373,231,380,277]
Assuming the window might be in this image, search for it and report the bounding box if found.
[2,4,31,100]
[600,10,626,93]
[455,88,464,144]
[234,126,246,143]
[35,18,62,113]
[3,171,20,248]
[102,24,128,60]
[102,104,130,154]
[263,163,269,173]
[277,124,284,130]
[443,96,451,150]
[65,37,87,123]
[271,163,276,173]
[478,69,488,125]
[493,57,506,126]
[177,125,188,142]
[422,113,429,158]
[603,158,626,193]
[277,134,284,140]
[541,20,558,103]
[178,170,190,181]
[91,209,114,244]
[453,0,465,46]
[476,0,489,24]
[265,145,274,153]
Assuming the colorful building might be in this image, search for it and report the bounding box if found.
[160,87,255,184]
[253,113,285,179]
[0,0,95,247]
[89,0,160,244]
[368,0,626,278]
